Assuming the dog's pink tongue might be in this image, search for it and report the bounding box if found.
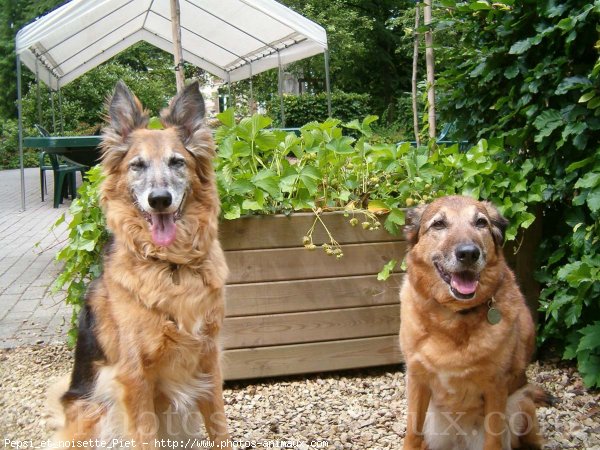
[151,213,177,247]
[451,272,479,295]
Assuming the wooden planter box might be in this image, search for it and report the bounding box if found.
[218,212,405,380]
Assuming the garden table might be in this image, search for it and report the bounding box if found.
[23,135,102,167]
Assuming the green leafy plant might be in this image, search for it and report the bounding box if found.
[51,166,109,346]
[51,112,546,345]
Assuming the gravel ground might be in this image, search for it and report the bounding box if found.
[1,345,599,449]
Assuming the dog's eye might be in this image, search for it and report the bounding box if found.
[129,160,147,171]
[431,220,447,230]
[475,217,488,228]
[168,157,186,168]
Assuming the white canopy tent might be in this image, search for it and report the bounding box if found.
[15,0,331,210]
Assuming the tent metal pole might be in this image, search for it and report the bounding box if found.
[226,72,231,108]
[16,55,25,211]
[277,51,285,127]
[249,63,255,114]
[49,73,56,133]
[35,60,42,125]
[58,79,64,134]
[324,49,332,117]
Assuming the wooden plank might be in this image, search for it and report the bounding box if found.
[222,305,399,349]
[222,335,402,380]
[225,241,406,284]
[225,273,403,317]
[220,211,402,251]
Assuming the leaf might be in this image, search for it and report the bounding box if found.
[223,205,241,220]
[325,136,356,154]
[580,355,600,388]
[579,91,596,103]
[242,189,265,211]
[561,122,587,141]
[586,189,600,212]
[298,166,322,194]
[254,131,278,151]
[577,322,600,352]
[557,261,591,285]
[230,179,254,195]
[556,17,574,31]
[384,209,406,235]
[467,1,494,10]
[555,76,592,95]
[362,115,379,127]
[216,108,235,127]
[251,114,272,136]
[533,109,563,141]
[368,200,390,214]
[53,213,66,228]
[509,38,533,55]
[575,172,600,189]
[588,97,600,109]
[343,119,361,132]
[504,65,519,80]
[377,259,397,281]
[217,136,235,159]
[519,212,536,229]
[252,170,280,197]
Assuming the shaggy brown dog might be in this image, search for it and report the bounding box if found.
[400,196,547,450]
[49,82,232,447]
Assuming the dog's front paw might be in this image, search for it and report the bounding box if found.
[403,436,428,450]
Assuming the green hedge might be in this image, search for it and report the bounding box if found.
[0,119,38,169]
[267,92,371,127]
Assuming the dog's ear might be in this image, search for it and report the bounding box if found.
[161,82,206,143]
[101,81,148,171]
[404,204,427,246]
[161,82,215,182]
[483,201,509,245]
[106,81,148,139]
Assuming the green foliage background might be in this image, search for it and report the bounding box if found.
[266,93,371,128]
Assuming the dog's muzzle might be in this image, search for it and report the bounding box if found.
[435,243,484,300]
[136,189,186,247]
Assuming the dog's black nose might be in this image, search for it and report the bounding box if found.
[148,189,172,211]
[455,244,481,264]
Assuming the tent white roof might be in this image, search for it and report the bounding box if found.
[15,0,328,90]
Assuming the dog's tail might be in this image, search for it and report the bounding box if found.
[45,375,70,431]
[524,383,555,407]
[508,383,551,449]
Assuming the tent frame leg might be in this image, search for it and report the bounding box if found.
[324,49,332,117]
[277,51,285,127]
[17,55,25,211]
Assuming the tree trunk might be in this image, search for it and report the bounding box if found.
[423,0,436,140]
[170,0,185,93]
[412,3,421,146]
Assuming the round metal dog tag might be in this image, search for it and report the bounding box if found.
[487,307,502,325]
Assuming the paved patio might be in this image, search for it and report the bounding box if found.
[0,168,74,348]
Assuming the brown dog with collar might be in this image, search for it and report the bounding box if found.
[400,196,547,450]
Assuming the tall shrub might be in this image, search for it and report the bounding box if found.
[434,0,600,386]
[266,92,371,127]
